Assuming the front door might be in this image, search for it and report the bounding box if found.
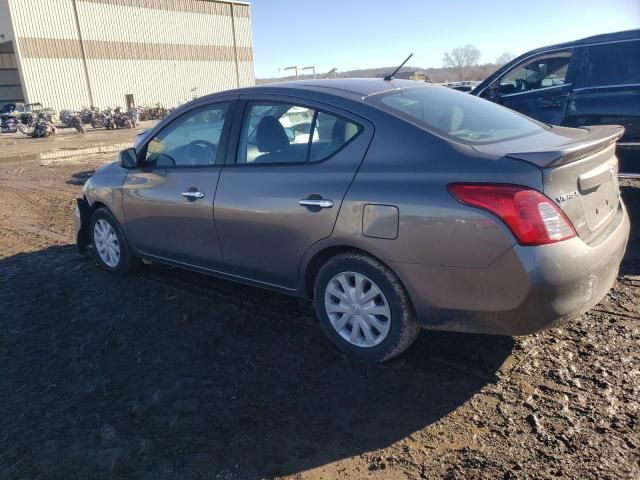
[486,51,575,125]
[214,98,373,289]
[122,101,233,270]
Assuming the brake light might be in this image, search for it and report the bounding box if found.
[448,184,576,246]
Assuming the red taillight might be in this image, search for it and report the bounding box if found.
[448,183,577,246]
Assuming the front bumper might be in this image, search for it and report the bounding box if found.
[74,197,91,254]
[391,202,631,336]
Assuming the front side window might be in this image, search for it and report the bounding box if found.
[145,102,229,167]
[577,41,640,88]
[237,101,361,164]
[368,86,545,144]
[498,52,572,94]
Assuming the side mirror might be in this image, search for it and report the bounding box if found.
[284,127,295,142]
[119,148,139,169]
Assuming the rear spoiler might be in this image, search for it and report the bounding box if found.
[505,125,625,168]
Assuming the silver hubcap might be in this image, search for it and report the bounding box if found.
[324,271,391,348]
[93,219,120,268]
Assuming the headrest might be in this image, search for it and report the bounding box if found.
[256,116,289,152]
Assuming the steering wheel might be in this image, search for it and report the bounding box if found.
[186,140,217,165]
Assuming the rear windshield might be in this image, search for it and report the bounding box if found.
[366,86,546,144]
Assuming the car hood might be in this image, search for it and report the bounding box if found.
[94,161,125,175]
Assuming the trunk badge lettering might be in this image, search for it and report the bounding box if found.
[555,191,579,203]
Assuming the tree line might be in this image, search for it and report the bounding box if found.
[442,45,516,82]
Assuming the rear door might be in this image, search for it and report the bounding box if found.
[214,96,373,289]
[122,100,233,270]
[567,40,640,173]
[490,51,575,125]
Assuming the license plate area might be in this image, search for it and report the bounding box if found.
[580,173,619,231]
[543,143,619,240]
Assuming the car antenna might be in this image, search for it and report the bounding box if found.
[384,53,413,82]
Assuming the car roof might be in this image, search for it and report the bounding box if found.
[203,78,432,103]
[515,28,640,57]
[472,28,640,95]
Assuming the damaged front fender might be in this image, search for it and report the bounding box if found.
[74,197,92,255]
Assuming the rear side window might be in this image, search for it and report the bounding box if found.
[309,112,360,162]
[577,41,640,87]
[368,86,545,144]
[237,101,361,164]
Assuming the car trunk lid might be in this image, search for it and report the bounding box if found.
[474,125,624,243]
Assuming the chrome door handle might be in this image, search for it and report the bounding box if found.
[181,191,205,200]
[299,198,334,208]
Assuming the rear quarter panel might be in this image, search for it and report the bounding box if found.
[326,117,545,269]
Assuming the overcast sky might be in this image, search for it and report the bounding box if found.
[250,0,640,78]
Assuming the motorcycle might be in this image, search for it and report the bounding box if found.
[60,110,76,128]
[0,114,18,133]
[90,110,106,129]
[17,112,37,135]
[80,107,95,125]
[31,113,56,138]
[70,112,86,134]
[127,108,139,127]
[113,107,133,129]
[103,109,116,130]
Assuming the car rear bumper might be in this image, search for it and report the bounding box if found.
[391,202,630,335]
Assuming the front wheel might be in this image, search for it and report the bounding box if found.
[90,208,140,274]
[314,253,420,362]
[18,123,33,135]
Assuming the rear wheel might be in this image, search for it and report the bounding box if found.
[90,208,140,274]
[314,252,420,362]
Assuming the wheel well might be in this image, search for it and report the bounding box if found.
[89,200,107,214]
[304,246,386,298]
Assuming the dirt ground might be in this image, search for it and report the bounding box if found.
[0,126,639,480]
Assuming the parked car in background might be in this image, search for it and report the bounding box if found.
[1,102,26,115]
[472,29,640,174]
[446,81,480,92]
[75,79,629,361]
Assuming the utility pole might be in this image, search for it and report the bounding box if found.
[325,67,338,79]
[281,66,300,80]
[302,66,316,79]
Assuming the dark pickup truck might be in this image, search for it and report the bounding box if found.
[471,29,640,175]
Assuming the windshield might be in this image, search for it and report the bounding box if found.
[367,86,545,144]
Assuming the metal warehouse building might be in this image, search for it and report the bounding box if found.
[0,0,254,111]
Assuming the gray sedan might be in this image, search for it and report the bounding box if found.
[74,79,630,362]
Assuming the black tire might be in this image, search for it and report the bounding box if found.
[313,252,420,362]
[90,208,140,274]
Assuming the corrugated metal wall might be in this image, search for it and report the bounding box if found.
[6,0,254,110]
[232,3,255,86]
[0,1,25,103]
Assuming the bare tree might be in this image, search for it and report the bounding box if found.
[495,52,516,66]
[442,44,481,81]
